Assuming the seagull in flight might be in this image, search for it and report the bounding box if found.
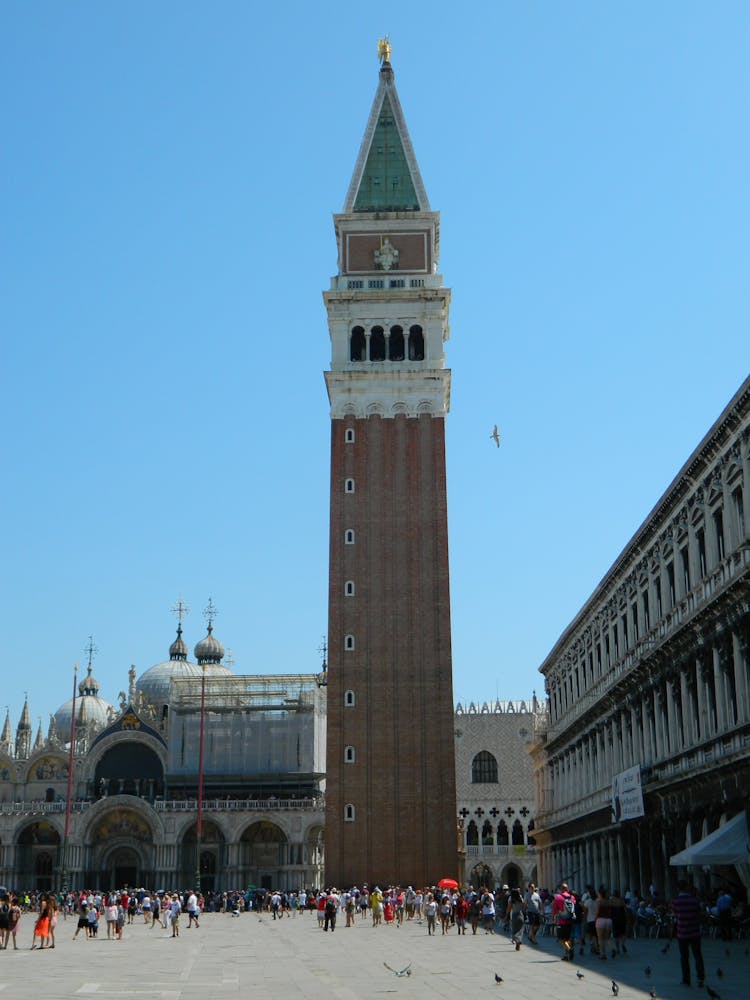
[490,424,501,448]
[383,962,411,977]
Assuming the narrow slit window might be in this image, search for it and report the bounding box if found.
[345,529,355,544]
[344,746,355,763]
[345,428,355,443]
[344,581,355,596]
[344,634,355,651]
[345,478,355,493]
[344,690,355,706]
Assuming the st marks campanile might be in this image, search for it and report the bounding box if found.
[324,47,457,887]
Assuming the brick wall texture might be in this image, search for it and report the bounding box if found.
[325,412,458,887]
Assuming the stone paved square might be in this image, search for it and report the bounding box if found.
[1,910,745,1000]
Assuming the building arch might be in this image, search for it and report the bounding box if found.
[388,325,404,360]
[469,862,495,889]
[471,751,498,784]
[93,740,165,800]
[350,326,366,362]
[22,751,69,785]
[238,820,289,891]
[85,801,158,889]
[408,324,424,360]
[501,862,523,890]
[180,819,226,892]
[370,325,386,361]
[16,820,62,890]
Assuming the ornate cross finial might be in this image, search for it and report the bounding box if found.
[171,595,191,623]
[203,598,218,629]
[377,36,392,65]
[318,636,328,671]
[84,636,98,670]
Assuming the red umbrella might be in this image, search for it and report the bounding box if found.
[437,877,459,890]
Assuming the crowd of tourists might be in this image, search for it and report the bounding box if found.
[1,877,745,985]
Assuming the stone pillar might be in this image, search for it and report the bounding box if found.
[733,630,749,723]
[643,701,653,760]
[665,679,676,756]
[652,688,664,760]
[607,835,617,891]
[616,831,627,895]
[713,644,727,732]
[695,657,709,739]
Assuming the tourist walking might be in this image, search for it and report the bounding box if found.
[425,893,437,935]
[6,895,21,949]
[32,895,51,950]
[524,883,542,945]
[672,881,705,988]
[169,894,182,937]
[552,883,576,961]
[507,888,525,950]
[594,886,614,959]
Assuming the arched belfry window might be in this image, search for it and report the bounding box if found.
[408,324,424,361]
[350,327,366,362]
[471,750,498,784]
[370,326,386,361]
[389,325,404,361]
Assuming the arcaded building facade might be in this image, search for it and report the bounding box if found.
[532,375,750,896]
[455,698,547,890]
[324,51,457,887]
[0,624,326,892]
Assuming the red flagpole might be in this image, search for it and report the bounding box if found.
[62,663,78,892]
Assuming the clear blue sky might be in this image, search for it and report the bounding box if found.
[2,2,748,733]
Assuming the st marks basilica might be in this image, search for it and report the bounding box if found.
[0,619,327,892]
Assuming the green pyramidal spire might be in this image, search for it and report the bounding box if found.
[345,58,430,213]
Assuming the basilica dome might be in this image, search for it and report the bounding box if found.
[136,624,232,707]
[54,663,114,735]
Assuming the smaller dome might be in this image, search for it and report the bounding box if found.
[169,624,188,662]
[194,623,225,665]
[78,663,100,697]
[54,667,114,736]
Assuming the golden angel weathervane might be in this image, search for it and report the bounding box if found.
[378,36,392,64]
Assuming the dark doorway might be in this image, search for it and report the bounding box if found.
[115,865,137,888]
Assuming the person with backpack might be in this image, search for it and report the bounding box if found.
[552,882,576,961]
[324,888,339,932]
[0,893,10,949]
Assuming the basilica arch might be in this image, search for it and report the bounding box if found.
[83,798,159,890]
[16,819,62,891]
[179,819,226,892]
[239,820,288,890]
[87,733,166,801]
